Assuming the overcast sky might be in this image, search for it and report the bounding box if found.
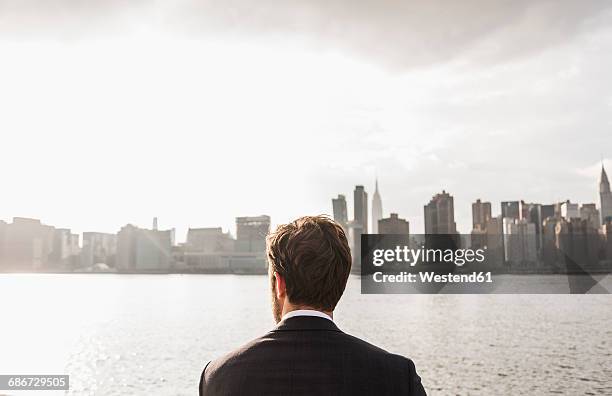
[1,0,611,239]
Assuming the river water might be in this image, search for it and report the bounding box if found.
[0,274,610,395]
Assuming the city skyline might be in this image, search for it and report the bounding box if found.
[2,164,612,273]
[1,163,611,245]
[1,2,612,241]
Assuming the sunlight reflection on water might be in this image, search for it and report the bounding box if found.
[1,274,611,395]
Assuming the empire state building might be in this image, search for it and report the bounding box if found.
[371,179,383,234]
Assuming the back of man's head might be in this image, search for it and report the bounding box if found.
[266,215,352,314]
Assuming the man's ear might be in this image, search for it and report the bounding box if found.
[274,271,286,299]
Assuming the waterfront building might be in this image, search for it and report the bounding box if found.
[555,218,600,270]
[484,216,504,267]
[235,216,270,253]
[0,217,54,271]
[183,227,236,272]
[50,228,80,268]
[580,203,601,230]
[503,218,538,268]
[521,201,544,250]
[81,232,116,268]
[116,224,173,271]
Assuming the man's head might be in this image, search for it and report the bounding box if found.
[266,215,352,323]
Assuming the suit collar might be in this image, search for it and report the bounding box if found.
[272,315,342,332]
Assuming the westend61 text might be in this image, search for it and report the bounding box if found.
[372,271,493,284]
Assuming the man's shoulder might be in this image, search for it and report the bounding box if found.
[339,332,418,369]
[204,332,274,374]
[200,326,425,395]
[203,327,415,376]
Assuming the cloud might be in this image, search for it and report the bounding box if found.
[575,159,612,179]
[1,1,611,68]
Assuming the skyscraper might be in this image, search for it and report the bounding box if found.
[354,185,368,234]
[424,190,457,235]
[332,194,348,230]
[580,203,601,230]
[600,165,612,223]
[521,201,543,250]
[472,199,492,230]
[555,217,600,270]
[503,218,538,267]
[371,179,383,234]
[501,201,520,220]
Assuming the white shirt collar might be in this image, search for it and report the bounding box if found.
[282,309,333,322]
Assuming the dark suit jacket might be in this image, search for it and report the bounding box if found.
[199,315,426,395]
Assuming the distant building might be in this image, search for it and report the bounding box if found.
[470,228,487,250]
[540,204,556,221]
[371,180,383,234]
[501,201,520,220]
[542,216,563,269]
[561,200,580,220]
[232,216,270,273]
[424,190,457,235]
[484,216,504,267]
[521,202,543,251]
[49,228,80,268]
[600,165,612,223]
[0,217,54,271]
[186,228,234,253]
[116,224,172,271]
[0,220,6,260]
[236,216,270,253]
[602,220,612,263]
[346,220,363,273]
[472,199,491,231]
[555,218,600,270]
[81,232,117,268]
[354,186,368,234]
[378,213,409,235]
[182,227,236,272]
[332,194,348,230]
[580,203,601,230]
[503,218,537,267]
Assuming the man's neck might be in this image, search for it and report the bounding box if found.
[281,305,333,320]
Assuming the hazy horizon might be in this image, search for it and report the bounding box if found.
[1,1,611,241]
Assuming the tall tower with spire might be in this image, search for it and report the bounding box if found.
[371,179,383,233]
[600,164,612,223]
